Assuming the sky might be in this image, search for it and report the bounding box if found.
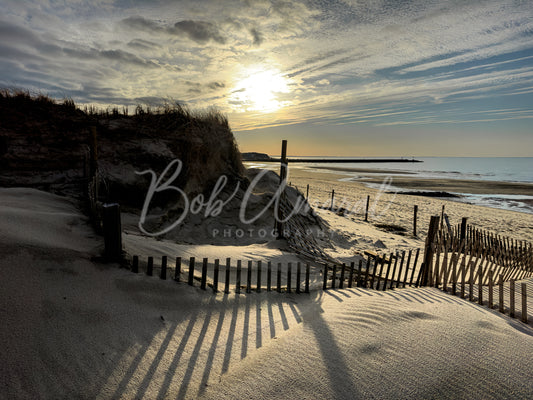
[1,0,533,157]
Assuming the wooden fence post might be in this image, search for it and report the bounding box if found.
[267,261,272,292]
[510,279,515,318]
[460,217,468,244]
[330,189,335,211]
[103,203,122,260]
[214,259,220,293]
[305,264,310,293]
[275,140,288,238]
[339,263,345,289]
[175,257,181,282]
[365,195,370,222]
[132,255,139,273]
[323,264,328,290]
[188,257,195,286]
[331,265,337,289]
[420,216,440,286]
[257,261,262,293]
[499,275,504,313]
[225,258,231,294]
[160,256,167,280]
[147,256,153,276]
[287,262,292,293]
[246,260,252,293]
[306,184,309,200]
[348,262,354,288]
[296,262,301,294]
[277,263,282,293]
[488,269,493,308]
[236,260,241,294]
[201,258,208,290]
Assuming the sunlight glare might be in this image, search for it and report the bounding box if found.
[230,67,291,113]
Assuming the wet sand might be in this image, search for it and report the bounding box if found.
[309,166,533,196]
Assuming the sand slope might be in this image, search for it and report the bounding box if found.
[1,188,533,399]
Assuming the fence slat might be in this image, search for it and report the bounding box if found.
[225,258,230,294]
[499,275,504,313]
[348,262,354,288]
[267,261,272,292]
[175,257,181,282]
[257,261,262,293]
[488,269,493,309]
[160,256,167,280]
[213,259,219,293]
[132,255,139,273]
[522,283,528,324]
[188,257,195,286]
[246,261,252,293]
[147,256,153,277]
[396,251,405,288]
[305,264,310,294]
[236,260,241,294]
[510,279,515,318]
[278,263,282,293]
[296,262,301,294]
[201,258,208,290]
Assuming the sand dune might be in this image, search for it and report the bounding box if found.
[2,187,533,399]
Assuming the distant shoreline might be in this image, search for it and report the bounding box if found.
[242,156,422,163]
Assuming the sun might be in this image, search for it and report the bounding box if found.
[230,67,291,113]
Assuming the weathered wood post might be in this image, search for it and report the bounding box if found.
[420,215,440,286]
[275,140,288,239]
[277,263,282,293]
[365,195,370,222]
[510,279,515,318]
[246,260,252,293]
[236,260,241,294]
[257,261,262,293]
[330,189,335,211]
[132,255,139,273]
[413,205,418,236]
[287,262,292,293]
[306,184,309,200]
[175,257,181,282]
[225,258,231,294]
[213,259,219,293]
[188,257,195,285]
[201,258,208,290]
[267,261,272,292]
[460,217,468,244]
[147,256,153,276]
[305,264,310,293]
[160,256,167,280]
[103,203,122,260]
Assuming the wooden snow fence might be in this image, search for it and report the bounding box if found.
[130,256,316,294]
[127,247,427,296]
[418,215,533,324]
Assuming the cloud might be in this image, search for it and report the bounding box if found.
[172,20,226,44]
[249,27,264,46]
[119,16,163,33]
[127,38,160,51]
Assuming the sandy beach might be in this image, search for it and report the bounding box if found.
[282,165,533,244]
[1,170,533,399]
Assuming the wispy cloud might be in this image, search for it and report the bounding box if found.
[1,0,532,155]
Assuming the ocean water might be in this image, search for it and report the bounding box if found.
[292,157,533,214]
